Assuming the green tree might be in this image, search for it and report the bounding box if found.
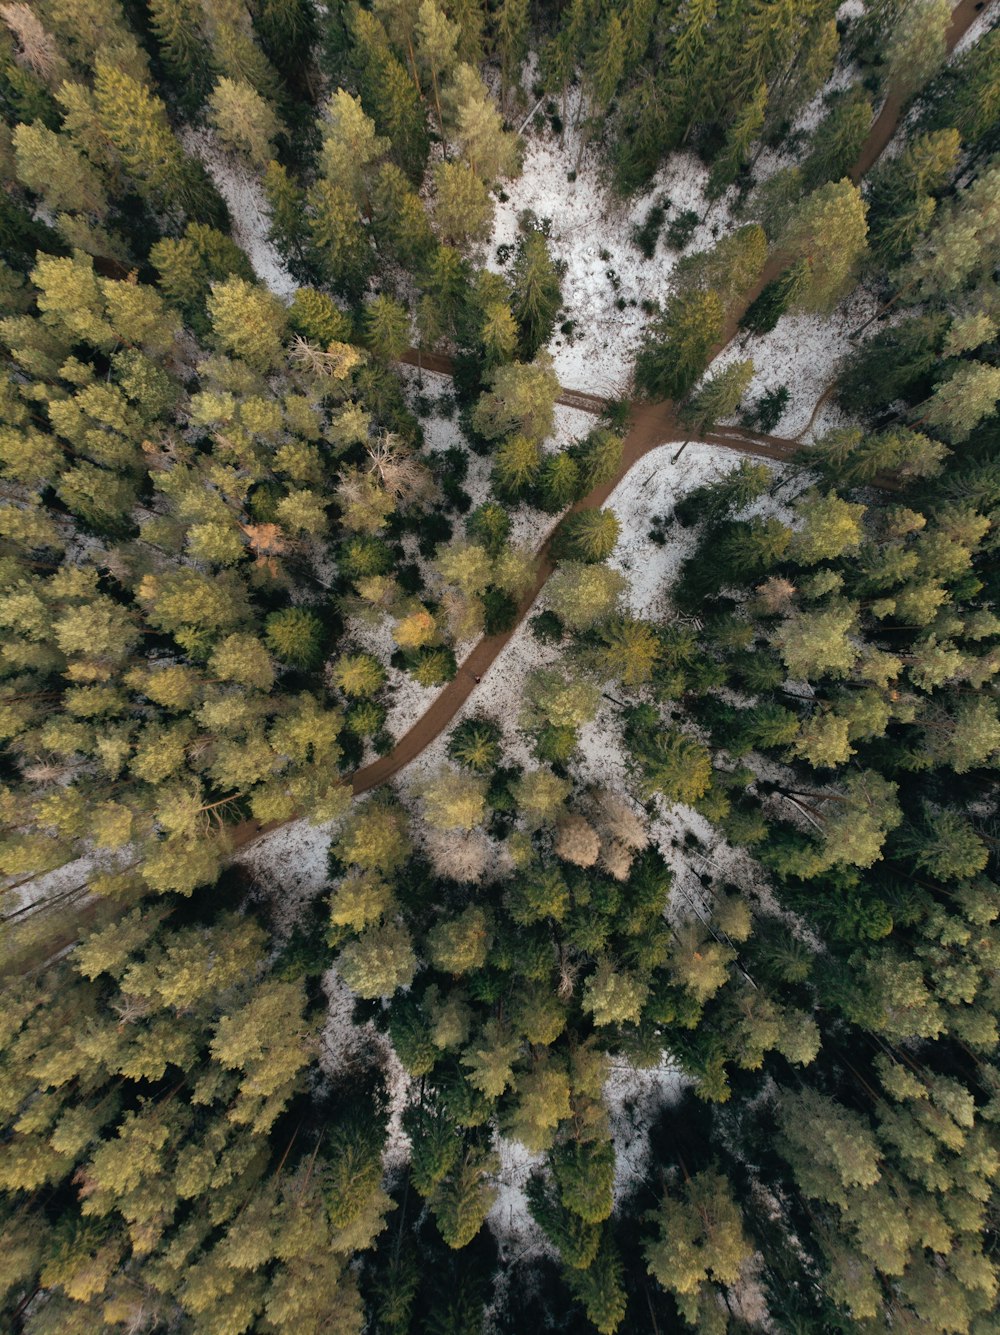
[208,77,282,166]
[635,289,724,400]
[510,229,562,359]
[207,277,287,372]
[780,178,869,312]
[472,357,560,444]
[546,562,626,630]
[800,88,872,192]
[264,607,324,668]
[432,160,493,245]
[644,1169,753,1330]
[551,508,620,563]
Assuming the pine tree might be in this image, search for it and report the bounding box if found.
[644,1169,752,1329]
[510,229,562,359]
[306,180,373,299]
[546,562,625,630]
[708,80,767,198]
[564,1234,627,1334]
[418,767,487,834]
[338,919,418,997]
[264,607,323,667]
[207,276,287,372]
[348,8,429,185]
[362,295,410,363]
[472,356,560,444]
[432,160,493,245]
[11,122,108,219]
[635,289,724,400]
[535,450,581,512]
[430,1146,498,1248]
[446,62,520,181]
[800,88,872,192]
[415,0,458,139]
[208,77,283,167]
[885,0,951,98]
[678,359,754,453]
[592,617,661,686]
[551,508,620,564]
[91,59,223,224]
[780,178,868,311]
[318,88,388,213]
[494,0,529,110]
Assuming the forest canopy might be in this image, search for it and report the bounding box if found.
[1,2,999,1334]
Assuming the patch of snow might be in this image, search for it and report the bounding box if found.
[712,285,878,439]
[491,85,738,395]
[182,126,297,298]
[319,965,414,1174]
[952,0,999,58]
[487,1136,551,1260]
[236,817,336,936]
[605,441,783,620]
[603,1055,689,1204]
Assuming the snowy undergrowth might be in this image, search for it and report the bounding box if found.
[182,127,296,297]
[604,1057,689,1205]
[490,84,739,395]
[237,817,338,939]
[714,284,879,441]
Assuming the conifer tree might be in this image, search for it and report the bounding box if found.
[635,289,724,400]
[644,1169,753,1330]
[885,0,951,97]
[800,87,872,192]
[208,76,283,166]
[677,359,754,457]
[552,508,620,564]
[472,356,560,444]
[780,178,868,311]
[510,228,562,359]
[207,276,287,372]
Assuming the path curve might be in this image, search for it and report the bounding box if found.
[232,0,984,849]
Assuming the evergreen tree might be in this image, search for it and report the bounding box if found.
[510,228,562,359]
[208,76,283,166]
[551,508,620,564]
[635,290,724,400]
[780,178,868,311]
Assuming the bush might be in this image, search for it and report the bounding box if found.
[531,610,564,643]
[665,209,700,250]
[483,587,519,634]
[631,201,667,259]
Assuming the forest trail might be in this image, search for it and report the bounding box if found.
[234,0,984,841]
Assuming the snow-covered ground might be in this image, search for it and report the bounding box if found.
[713,284,880,441]
[182,127,296,298]
[489,93,730,395]
[604,1057,689,1204]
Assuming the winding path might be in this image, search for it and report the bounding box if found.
[228,0,989,852]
